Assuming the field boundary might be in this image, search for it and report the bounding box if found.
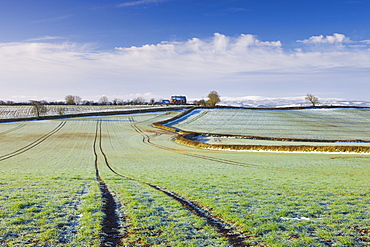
[0,106,191,123]
[152,106,370,153]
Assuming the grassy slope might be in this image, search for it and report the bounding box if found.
[0,120,102,246]
[0,111,369,246]
[103,113,369,246]
[168,108,370,141]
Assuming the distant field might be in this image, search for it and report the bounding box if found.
[0,109,369,246]
[167,108,370,141]
[0,105,179,119]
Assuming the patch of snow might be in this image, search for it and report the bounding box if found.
[280,217,311,221]
[220,96,370,108]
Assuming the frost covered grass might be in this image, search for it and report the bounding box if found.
[133,114,370,246]
[102,177,228,246]
[0,111,369,246]
[166,108,370,141]
[0,105,180,119]
[0,120,102,246]
[0,175,102,246]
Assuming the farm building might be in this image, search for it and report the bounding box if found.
[170,96,187,104]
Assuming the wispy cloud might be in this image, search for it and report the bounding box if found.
[117,0,166,8]
[26,36,66,42]
[32,15,72,24]
[361,40,370,44]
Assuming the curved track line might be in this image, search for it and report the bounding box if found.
[129,117,257,168]
[0,121,66,162]
[101,119,248,246]
[132,118,370,176]
[0,123,26,135]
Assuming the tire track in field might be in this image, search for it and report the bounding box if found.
[103,119,248,246]
[0,121,66,162]
[131,118,370,176]
[129,117,257,168]
[0,123,26,135]
[93,120,124,247]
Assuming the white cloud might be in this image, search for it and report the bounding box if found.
[297,33,351,44]
[0,33,369,102]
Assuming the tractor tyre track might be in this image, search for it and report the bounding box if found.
[94,121,124,247]
[131,118,364,176]
[103,119,248,246]
[0,121,66,162]
[129,117,257,168]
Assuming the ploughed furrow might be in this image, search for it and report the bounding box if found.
[110,119,248,246]
[0,123,26,135]
[0,121,66,162]
[129,117,257,168]
[94,120,124,247]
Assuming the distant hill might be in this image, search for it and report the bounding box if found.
[219,97,370,108]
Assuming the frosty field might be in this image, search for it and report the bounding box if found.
[0,108,369,246]
[167,108,370,141]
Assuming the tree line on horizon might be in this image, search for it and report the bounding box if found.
[0,92,319,108]
[0,91,223,106]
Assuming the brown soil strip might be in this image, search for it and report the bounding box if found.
[93,120,124,247]
[0,121,66,162]
[176,133,370,153]
[145,122,370,176]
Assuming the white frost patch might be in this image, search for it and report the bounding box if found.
[280,217,311,221]
[202,147,370,155]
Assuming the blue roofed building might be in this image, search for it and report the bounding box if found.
[170,96,187,104]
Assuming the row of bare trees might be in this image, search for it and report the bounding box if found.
[64,95,149,106]
[59,92,320,107]
[5,92,320,119]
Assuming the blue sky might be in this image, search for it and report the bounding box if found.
[1,0,370,102]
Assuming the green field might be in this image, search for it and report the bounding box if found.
[0,105,182,119]
[167,108,370,141]
[0,109,369,246]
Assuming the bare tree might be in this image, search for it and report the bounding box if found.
[305,94,319,107]
[65,95,81,105]
[206,91,221,107]
[30,101,47,118]
[195,99,206,106]
[99,96,109,105]
[73,96,81,105]
[132,97,145,105]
